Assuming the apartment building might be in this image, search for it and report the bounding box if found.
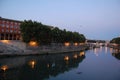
[0,17,21,40]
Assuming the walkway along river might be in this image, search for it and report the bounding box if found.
[0,46,120,80]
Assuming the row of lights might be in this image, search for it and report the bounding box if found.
[64,42,85,47]
[29,41,85,47]
[64,51,85,61]
[0,52,85,71]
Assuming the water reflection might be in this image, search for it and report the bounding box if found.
[93,48,99,56]
[0,65,8,72]
[105,47,108,53]
[0,51,85,80]
[112,49,120,60]
[28,60,36,69]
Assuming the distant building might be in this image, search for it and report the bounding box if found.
[0,17,22,40]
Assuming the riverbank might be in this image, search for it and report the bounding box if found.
[0,40,89,57]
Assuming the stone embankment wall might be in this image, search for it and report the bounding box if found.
[0,40,26,55]
[0,40,88,55]
[27,43,88,54]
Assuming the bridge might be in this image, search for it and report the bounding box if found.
[86,39,110,48]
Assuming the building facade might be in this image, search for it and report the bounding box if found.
[0,17,21,40]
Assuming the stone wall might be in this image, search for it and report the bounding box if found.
[0,40,26,50]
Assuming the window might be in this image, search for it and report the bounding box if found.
[2,20,5,23]
[14,26,17,28]
[16,26,18,28]
[18,23,21,25]
[10,26,13,28]
[6,25,9,28]
[2,29,4,32]
[1,24,4,27]
[7,21,9,24]
[18,31,21,33]
[10,30,13,33]
[6,30,9,32]
[11,22,13,24]
[15,22,17,25]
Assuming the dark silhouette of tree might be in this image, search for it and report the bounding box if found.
[20,20,86,45]
[110,37,120,44]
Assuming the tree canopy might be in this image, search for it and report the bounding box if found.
[110,37,120,44]
[20,20,86,45]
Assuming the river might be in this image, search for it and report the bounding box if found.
[0,47,120,80]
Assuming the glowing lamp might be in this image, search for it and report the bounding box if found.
[1,65,8,72]
[29,41,37,46]
[1,40,9,44]
[64,42,70,46]
[64,56,69,61]
[73,54,78,59]
[74,43,78,46]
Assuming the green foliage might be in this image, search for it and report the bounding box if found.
[20,20,86,45]
[110,37,120,44]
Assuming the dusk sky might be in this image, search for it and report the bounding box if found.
[0,0,120,40]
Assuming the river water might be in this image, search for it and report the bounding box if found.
[0,47,120,80]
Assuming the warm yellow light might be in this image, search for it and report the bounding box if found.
[1,40,9,44]
[79,51,85,56]
[73,54,78,58]
[64,56,69,61]
[47,64,50,68]
[64,42,70,46]
[74,43,78,46]
[79,43,85,45]
[29,41,37,46]
[1,65,8,71]
[28,60,36,69]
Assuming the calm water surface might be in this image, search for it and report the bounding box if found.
[0,47,120,80]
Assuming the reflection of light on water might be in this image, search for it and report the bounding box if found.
[110,48,113,53]
[100,46,103,52]
[73,54,78,59]
[0,65,8,72]
[94,48,98,56]
[47,64,50,68]
[64,56,69,61]
[28,60,36,69]
[52,63,55,67]
[79,51,85,57]
[105,47,108,53]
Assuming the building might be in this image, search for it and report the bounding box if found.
[0,17,21,40]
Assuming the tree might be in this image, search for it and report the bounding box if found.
[20,20,86,45]
[110,37,120,44]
